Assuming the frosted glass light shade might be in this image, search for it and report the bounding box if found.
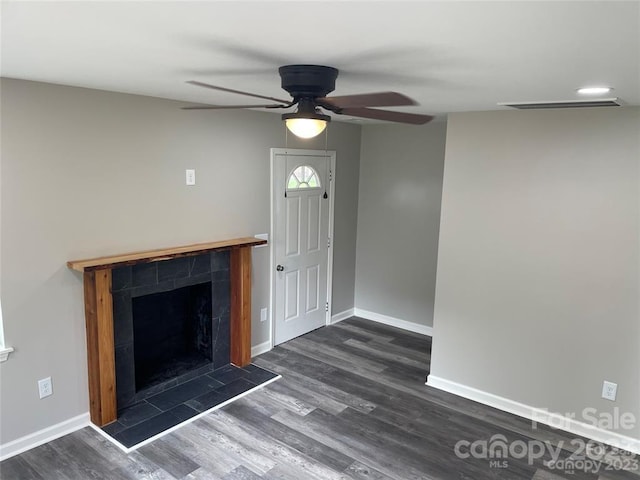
[285,118,327,139]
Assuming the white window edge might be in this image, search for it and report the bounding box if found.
[285,186,322,192]
[0,300,12,362]
[0,346,13,362]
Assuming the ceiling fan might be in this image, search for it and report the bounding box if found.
[183,65,434,138]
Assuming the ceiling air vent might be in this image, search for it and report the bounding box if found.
[498,98,621,110]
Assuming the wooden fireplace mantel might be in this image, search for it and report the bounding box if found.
[67,237,266,426]
[67,237,266,271]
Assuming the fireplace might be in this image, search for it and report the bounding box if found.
[112,252,231,410]
[67,237,265,426]
[133,282,213,392]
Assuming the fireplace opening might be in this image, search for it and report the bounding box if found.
[132,281,213,392]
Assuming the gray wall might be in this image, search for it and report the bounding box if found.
[0,79,361,444]
[431,107,640,438]
[355,122,446,327]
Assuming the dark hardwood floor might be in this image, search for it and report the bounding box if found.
[2,317,638,479]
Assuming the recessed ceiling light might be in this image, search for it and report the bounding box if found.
[577,86,613,95]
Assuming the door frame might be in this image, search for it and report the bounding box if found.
[269,148,337,348]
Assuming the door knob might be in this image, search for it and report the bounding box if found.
[276,265,284,272]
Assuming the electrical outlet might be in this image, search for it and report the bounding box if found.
[38,377,53,399]
[186,169,196,186]
[602,381,617,401]
[260,307,268,322]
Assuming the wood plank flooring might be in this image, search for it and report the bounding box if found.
[2,317,638,480]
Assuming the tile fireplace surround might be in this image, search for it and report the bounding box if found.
[67,237,266,427]
[112,253,228,410]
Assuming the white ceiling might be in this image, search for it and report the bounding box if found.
[2,1,639,123]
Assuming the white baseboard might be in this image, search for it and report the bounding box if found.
[0,412,90,461]
[426,375,640,456]
[251,340,272,358]
[331,308,355,324]
[354,308,433,337]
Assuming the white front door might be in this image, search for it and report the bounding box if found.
[271,149,335,345]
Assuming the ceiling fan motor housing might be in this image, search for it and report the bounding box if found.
[279,65,338,99]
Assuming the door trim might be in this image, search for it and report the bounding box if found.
[269,148,336,349]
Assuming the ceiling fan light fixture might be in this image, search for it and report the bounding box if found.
[282,101,331,139]
[284,117,327,139]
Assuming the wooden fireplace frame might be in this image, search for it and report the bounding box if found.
[67,237,266,426]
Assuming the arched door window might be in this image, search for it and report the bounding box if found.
[287,165,321,190]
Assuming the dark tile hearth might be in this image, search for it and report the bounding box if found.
[100,364,278,449]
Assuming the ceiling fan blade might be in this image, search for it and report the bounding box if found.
[318,91,416,109]
[187,80,291,105]
[182,103,289,110]
[340,107,434,125]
